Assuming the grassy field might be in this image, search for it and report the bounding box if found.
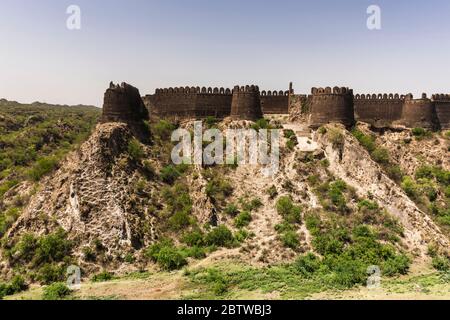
[5,259,450,300]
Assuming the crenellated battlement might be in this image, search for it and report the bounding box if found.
[155,86,232,95]
[432,94,450,101]
[261,90,290,97]
[354,93,404,100]
[311,87,353,95]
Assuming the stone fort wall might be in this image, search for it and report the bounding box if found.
[103,82,450,130]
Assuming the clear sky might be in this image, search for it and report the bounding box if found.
[1,0,449,106]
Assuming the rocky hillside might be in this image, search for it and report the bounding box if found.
[0,108,449,298]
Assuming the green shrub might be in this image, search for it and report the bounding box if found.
[168,210,192,230]
[283,129,296,139]
[36,263,66,284]
[204,225,234,247]
[33,228,72,266]
[127,138,145,161]
[182,230,205,247]
[432,255,450,272]
[286,138,298,151]
[42,282,72,300]
[382,254,410,276]
[145,240,187,271]
[294,253,322,278]
[276,196,302,224]
[412,127,431,139]
[27,156,59,181]
[251,119,271,131]
[224,203,239,217]
[327,128,344,149]
[152,120,176,140]
[352,129,376,153]
[234,211,252,228]
[0,276,28,299]
[401,176,418,198]
[267,185,278,199]
[242,198,263,212]
[160,165,181,184]
[371,148,390,164]
[205,116,218,128]
[281,230,300,249]
[206,177,233,203]
[92,271,114,282]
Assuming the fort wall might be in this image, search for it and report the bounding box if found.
[260,90,290,114]
[433,94,450,129]
[354,93,404,126]
[103,82,449,131]
[230,85,263,120]
[308,87,355,128]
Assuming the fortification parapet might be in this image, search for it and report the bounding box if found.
[102,82,149,123]
[354,93,404,126]
[260,89,290,114]
[147,86,233,119]
[230,85,263,120]
[399,94,439,130]
[308,86,355,128]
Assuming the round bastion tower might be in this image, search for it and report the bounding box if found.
[230,85,263,120]
[399,93,439,130]
[102,82,149,123]
[308,87,355,128]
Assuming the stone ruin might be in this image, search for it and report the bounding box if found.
[102,82,450,130]
[102,82,149,123]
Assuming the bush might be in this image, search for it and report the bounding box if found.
[182,230,205,247]
[352,129,376,153]
[33,228,72,266]
[412,127,431,139]
[206,177,233,203]
[152,120,176,140]
[401,176,418,198]
[36,263,66,284]
[168,210,192,230]
[127,138,145,161]
[160,165,183,184]
[204,225,234,247]
[281,231,300,249]
[145,240,187,271]
[242,198,263,212]
[294,253,322,278]
[276,196,302,224]
[0,276,28,299]
[371,148,390,164]
[327,128,344,149]
[432,255,450,272]
[42,282,72,300]
[234,211,252,228]
[27,156,59,181]
[267,185,278,199]
[224,203,239,217]
[92,271,114,283]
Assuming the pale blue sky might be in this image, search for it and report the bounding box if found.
[1,0,449,106]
